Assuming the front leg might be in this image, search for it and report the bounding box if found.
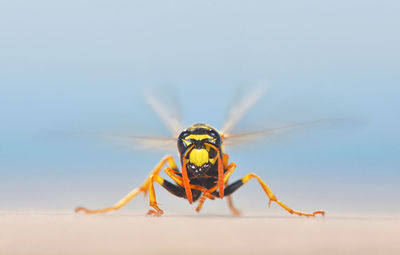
[75,155,178,214]
[195,162,238,213]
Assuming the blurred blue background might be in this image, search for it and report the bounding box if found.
[0,0,399,215]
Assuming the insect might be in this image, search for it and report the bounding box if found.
[75,87,325,217]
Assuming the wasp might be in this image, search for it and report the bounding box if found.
[75,88,325,217]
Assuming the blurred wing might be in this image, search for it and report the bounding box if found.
[222,119,339,146]
[102,89,182,151]
[145,90,184,137]
[221,84,267,134]
[90,133,177,151]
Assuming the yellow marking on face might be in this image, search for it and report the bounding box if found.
[185,134,213,141]
[209,157,217,164]
[183,134,216,147]
[205,144,218,164]
[189,149,209,167]
[182,139,191,146]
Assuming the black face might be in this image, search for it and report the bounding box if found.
[177,124,222,177]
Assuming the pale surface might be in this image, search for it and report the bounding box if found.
[1,212,399,255]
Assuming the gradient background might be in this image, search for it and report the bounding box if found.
[0,0,399,216]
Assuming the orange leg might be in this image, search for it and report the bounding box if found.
[234,173,324,217]
[223,161,242,216]
[164,168,184,186]
[195,194,208,212]
[220,153,241,215]
[222,153,229,168]
[195,162,238,213]
[75,155,178,214]
[146,175,166,216]
[165,168,214,198]
[222,162,242,215]
[226,195,241,216]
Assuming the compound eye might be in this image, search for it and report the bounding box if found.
[177,131,193,154]
[208,130,221,145]
[177,139,186,154]
[178,131,189,140]
[207,137,217,144]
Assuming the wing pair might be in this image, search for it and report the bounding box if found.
[104,85,336,151]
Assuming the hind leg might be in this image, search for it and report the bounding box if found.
[224,173,324,217]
